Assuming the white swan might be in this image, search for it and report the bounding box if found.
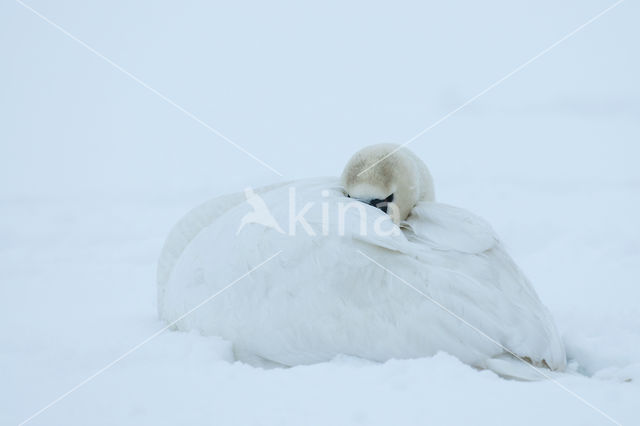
[158,144,566,376]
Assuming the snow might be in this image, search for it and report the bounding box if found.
[1,0,639,425]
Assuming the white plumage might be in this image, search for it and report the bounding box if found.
[158,146,566,376]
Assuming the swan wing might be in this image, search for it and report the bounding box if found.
[159,179,566,373]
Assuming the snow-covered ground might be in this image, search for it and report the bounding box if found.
[1,1,639,425]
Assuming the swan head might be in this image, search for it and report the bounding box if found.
[341,144,435,224]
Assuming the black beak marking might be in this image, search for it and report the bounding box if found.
[369,193,394,213]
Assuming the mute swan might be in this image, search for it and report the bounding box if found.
[158,144,566,377]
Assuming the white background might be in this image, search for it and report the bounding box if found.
[1,0,639,425]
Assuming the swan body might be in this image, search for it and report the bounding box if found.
[158,145,566,374]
